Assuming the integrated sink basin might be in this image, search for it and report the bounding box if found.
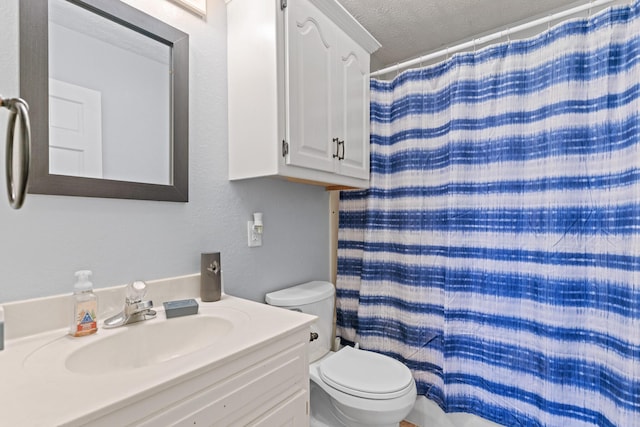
[67,315,234,374]
[23,306,250,375]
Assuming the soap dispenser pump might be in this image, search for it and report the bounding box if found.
[70,270,98,337]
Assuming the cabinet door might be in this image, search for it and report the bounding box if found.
[334,33,370,180]
[248,390,308,427]
[286,0,336,173]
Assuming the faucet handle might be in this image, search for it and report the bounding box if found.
[126,280,147,303]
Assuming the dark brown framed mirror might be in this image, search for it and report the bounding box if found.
[20,0,189,202]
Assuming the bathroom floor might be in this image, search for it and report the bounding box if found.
[401,421,419,427]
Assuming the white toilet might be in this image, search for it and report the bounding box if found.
[265,281,417,427]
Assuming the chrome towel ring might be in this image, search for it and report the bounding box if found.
[0,96,31,209]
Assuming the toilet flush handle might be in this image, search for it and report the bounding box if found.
[284,308,318,342]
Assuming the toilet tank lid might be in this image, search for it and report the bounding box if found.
[265,281,335,306]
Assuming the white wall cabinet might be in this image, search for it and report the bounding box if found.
[227,0,380,189]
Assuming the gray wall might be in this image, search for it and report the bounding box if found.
[0,0,330,304]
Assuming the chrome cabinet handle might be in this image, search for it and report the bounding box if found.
[1,97,31,209]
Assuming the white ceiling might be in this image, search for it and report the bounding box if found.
[335,0,621,71]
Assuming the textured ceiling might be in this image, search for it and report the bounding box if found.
[335,0,617,71]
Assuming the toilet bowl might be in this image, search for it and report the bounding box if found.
[309,346,417,427]
[265,281,417,427]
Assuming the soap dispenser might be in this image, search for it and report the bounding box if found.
[70,270,98,337]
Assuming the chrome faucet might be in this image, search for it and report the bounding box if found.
[103,281,156,328]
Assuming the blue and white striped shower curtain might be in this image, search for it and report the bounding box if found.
[336,2,640,426]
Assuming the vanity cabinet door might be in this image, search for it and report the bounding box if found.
[286,0,336,174]
[110,338,310,427]
[249,389,308,426]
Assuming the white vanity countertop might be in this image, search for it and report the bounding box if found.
[0,278,315,426]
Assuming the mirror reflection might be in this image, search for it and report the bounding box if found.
[21,0,189,202]
[49,0,171,185]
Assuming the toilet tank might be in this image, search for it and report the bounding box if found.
[265,281,335,363]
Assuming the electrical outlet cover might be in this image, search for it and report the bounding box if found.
[247,221,263,247]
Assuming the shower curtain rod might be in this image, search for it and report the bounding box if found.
[370,0,617,78]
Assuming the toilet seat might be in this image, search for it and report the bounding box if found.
[319,346,414,400]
